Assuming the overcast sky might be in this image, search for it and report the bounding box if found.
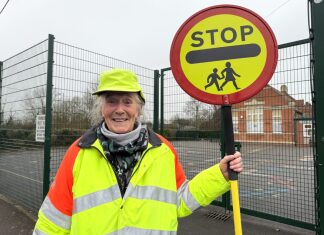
[0,0,309,69]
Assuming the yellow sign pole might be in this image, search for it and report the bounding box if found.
[231,180,242,235]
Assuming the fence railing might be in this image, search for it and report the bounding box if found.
[0,39,49,210]
[0,35,318,232]
[160,39,315,230]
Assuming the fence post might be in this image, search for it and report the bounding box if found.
[0,61,3,126]
[43,34,55,199]
[311,1,324,234]
[153,70,160,132]
[160,69,165,135]
[160,68,172,135]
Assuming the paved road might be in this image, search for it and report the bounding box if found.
[171,140,315,224]
[0,140,316,228]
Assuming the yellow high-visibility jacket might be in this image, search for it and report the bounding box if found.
[33,127,230,235]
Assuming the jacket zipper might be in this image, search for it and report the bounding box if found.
[129,145,159,182]
[92,144,159,197]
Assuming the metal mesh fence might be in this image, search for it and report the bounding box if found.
[161,40,315,228]
[161,69,222,179]
[0,40,48,210]
[50,40,156,182]
[0,35,316,230]
[236,41,314,225]
[161,69,224,206]
[0,36,156,211]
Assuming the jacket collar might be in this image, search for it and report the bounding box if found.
[77,123,161,148]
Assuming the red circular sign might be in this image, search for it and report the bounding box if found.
[170,5,278,105]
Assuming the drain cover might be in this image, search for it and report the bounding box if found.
[205,210,232,221]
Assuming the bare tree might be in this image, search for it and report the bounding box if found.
[200,105,222,131]
[170,114,190,130]
[52,81,97,130]
[6,109,16,126]
[24,87,47,121]
[0,101,4,126]
[184,98,209,129]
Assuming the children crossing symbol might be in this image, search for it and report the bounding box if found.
[170,4,278,105]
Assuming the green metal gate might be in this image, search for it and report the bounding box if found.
[0,35,157,211]
[159,38,316,231]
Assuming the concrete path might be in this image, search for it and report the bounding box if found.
[0,195,36,235]
[178,206,315,235]
[0,194,316,235]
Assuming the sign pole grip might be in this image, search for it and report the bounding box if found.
[222,105,237,180]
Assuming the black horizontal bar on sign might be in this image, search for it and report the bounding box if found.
[186,44,261,64]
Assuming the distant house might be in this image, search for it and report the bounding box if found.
[232,85,312,145]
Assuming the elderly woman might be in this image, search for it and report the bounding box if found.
[33,69,243,235]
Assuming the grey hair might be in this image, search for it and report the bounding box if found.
[88,92,145,126]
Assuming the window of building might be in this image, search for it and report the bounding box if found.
[232,112,239,133]
[303,122,312,137]
[247,106,263,133]
[272,109,282,134]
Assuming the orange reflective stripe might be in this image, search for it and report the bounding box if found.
[157,134,186,189]
[48,139,80,216]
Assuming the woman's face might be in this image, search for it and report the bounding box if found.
[101,92,140,134]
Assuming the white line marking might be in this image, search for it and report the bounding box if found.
[0,168,42,184]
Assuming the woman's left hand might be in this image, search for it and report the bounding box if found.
[219,152,243,181]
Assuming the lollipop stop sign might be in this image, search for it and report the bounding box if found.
[170,4,278,105]
[170,4,278,235]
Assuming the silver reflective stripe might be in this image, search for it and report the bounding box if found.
[126,184,177,205]
[41,196,71,230]
[32,229,47,235]
[107,226,177,235]
[73,184,121,214]
[177,180,200,211]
